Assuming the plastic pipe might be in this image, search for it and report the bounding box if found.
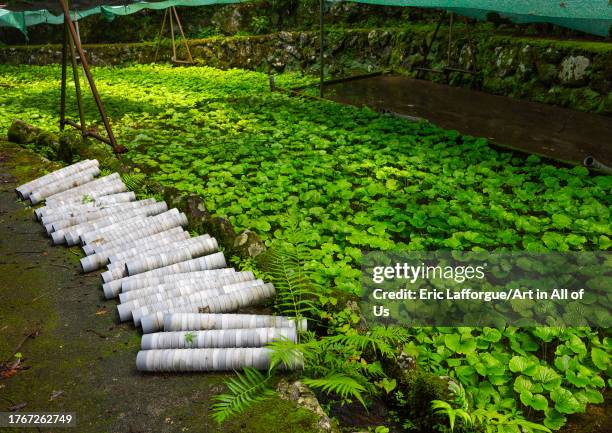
[17,159,98,199]
[101,234,211,282]
[81,227,189,272]
[118,268,236,296]
[68,202,169,246]
[125,236,219,276]
[35,191,135,220]
[140,283,276,333]
[136,347,274,372]
[130,280,265,325]
[162,313,307,333]
[43,178,128,209]
[48,173,123,203]
[119,270,252,303]
[28,165,101,204]
[584,156,612,175]
[52,201,166,245]
[117,272,256,320]
[102,252,227,299]
[141,327,297,350]
[45,198,160,231]
[53,211,149,246]
[80,209,186,247]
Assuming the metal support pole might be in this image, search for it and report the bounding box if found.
[60,21,68,131]
[153,8,168,63]
[58,0,121,153]
[169,7,177,62]
[319,0,324,98]
[172,7,194,64]
[68,22,87,138]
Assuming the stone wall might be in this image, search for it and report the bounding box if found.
[1,27,611,115]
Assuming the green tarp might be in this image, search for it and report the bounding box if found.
[344,0,612,37]
[0,1,245,35]
[1,0,611,37]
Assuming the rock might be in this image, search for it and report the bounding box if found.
[35,130,60,159]
[7,120,40,144]
[559,55,591,86]
[276,379,337,433]
[77,140,117,169]
[233,229,265,258]
[57,130,84,163]
[536,62,558,85]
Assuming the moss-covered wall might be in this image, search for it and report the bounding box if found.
[1,27,610,115]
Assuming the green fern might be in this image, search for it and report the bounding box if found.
[256,241,321,326]
[120,172,147,193]
[211,368,275,424]
[303,373,367,407]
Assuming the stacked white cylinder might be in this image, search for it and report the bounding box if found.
[119,267,236,294]
[45,198,162,232]
[125,236,219,276]
[45,173,125,205]
[136,348,273,372]
[102,235,203,283]
[80,227,190,272]
[35,191,135,220]
[17,159,98,200]
[117,272,256,321]
[83,209,188,248]
[28,165,101,204]
[162,313,307,333]
[140,283,276,333]
[118,270,252,303]
[103,252,227,299]
[141,327,297,350]
[130,280,266,325]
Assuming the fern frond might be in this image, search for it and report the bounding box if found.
[256,241,322,323]
[211,368,275,424]
[303,373,368,408]
[266,337,311,371]
[120,172,147,193]
[326,334,395,359]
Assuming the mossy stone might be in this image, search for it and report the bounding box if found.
[7,120,40,144]
[57,130,84,163]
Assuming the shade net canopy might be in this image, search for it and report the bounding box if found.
[0,1,245,34]
[343,0,612,37]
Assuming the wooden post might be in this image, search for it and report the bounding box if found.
[68,21,87,137]
[154,9,168,63]
[172,7,194,64]
[60,21,68,130]
[169,7,177,61]
[58,0,121,153]
[319,0,324,98]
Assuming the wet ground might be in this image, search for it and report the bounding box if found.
[324,75,612,167]
[0,142,320,433]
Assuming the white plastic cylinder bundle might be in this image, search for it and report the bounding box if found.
[80,227,188,272]
[141,327,297,350]
[34,191,135,220]
[28,165,101,205]
[117,273,256,321]
[73,199,171,244]
[45,173,124,205]
[81,209,187,247]
[125,236,219,276]
[103,252,227,299]
[130,280,265,325]
[119,270,252,303]
[45,198,162,232]
[50,202,149,244]
[163,313,307,333]
[136,348,273,372]
[100,234,209,282]
[52,201,166,245]
[140,283,276,333]
[118,267,236,296]
[17,159,98,200]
